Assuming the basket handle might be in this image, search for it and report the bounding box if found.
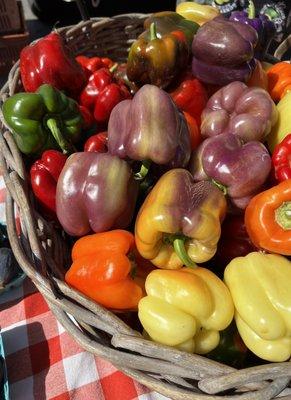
[274,34,291,61]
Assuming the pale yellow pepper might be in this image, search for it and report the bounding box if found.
[176,2,220,25]
[267,91,291,153]
[224,252,291,362]
[138,267,234,354]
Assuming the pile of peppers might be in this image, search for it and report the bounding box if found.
[3,5,291,367]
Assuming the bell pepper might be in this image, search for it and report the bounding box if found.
[30,150,67,216]
[272,134,291,182]
[267,92,291,153]
[135,169,226,269]
[169,71,208,126]
[246,59,268,91]
[142,11,199,49]
[245,180,291,256]
[2,84,83,156]
[80,67,131,124]
[213,214,256,270]
[201,81,278,143]
[138,268,234,353]
[190,133,272,209]
[176,2,220,26]
[183,112,201,151]
[127,23,189,89]
[20,32,86,99]
[84,132,107,153]
[108,85,191,172]
[56,152,138,237]
[224,252,291,362]
[65,230,143,310]
[78,105,94,130]
[267,62,291,103]
[75,55,114,77]
[192,17,258,86]
[229,0,275,59]
[113,63,139,95]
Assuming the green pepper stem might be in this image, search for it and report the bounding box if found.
[211,179,227,196]
[247,0,256,19]
[109,63,118,73]
[150,22,157,41]
[134,160,151,181]
[173,238,197,268]
[275,201,291,230]
[46,118,75,154]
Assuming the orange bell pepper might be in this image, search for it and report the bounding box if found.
[247,60,268,91]
[65,230,143,310]
[267,62,291,102]
[183,111,201,150]
[245,180,291,255]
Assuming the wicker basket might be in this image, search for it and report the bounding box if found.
[0,15,291,400]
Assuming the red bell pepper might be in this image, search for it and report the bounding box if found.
[169,71,208,126]
[20,32,86,99]
[272,134,291,182]
[183,111,201,150]
[80,67,131,124]
[76,55,114,77]
[30,150,67,216]
[84,132,107,153]
[79,105,94,130]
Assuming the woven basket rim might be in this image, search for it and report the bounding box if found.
[0,15,291,400]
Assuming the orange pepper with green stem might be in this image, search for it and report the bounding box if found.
[245,180,291,256]
[65,230,143,310]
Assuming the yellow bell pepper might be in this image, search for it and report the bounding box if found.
[138,268,234,354]
[224,252,291,362]
[267,91,291,153]
[176,2,220,26]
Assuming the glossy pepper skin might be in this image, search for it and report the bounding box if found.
[142,11,199,49]
[224,252,291,362]
[229,1,275,59]
[176,2,220,26]
[2,84,83,156]
[267,62,291,103]
[245,180,291,256]
[127,23,189,89]
[192,17,257,86]
[65,230,143,310]
[80,67,131,124]
[135,169,227,269]
[201,81,278,143]
[30,150,67,216]
[20,32,86,98]
[84,132,107,153]
[267,92,291,153]
[138,268,234,353]
[75,55,114,77]
[169,71,208,126]
[190,133,272,209]
[56,152,138,237]
[108,85,191,168]
[183,112,201,151]
[272,134,291,182]
[246,59,268,91]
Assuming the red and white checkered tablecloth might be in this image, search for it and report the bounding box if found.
[0,175,170,400]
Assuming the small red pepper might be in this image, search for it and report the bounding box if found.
[84,132,107,153]
[80,67,131,124]
[79,105,94,130]
[20,32,86,99]
[30,150,67,215]
[183,111,201,150]
[76,55,114,76]
[169,71,208,126]
[272,134,291,182]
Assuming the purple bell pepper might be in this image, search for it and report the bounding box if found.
[189,133,271,209]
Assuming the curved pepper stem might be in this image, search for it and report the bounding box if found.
[46,118,75,154]
[173,238,197,268]
[109,63,118,73]
[212,179,227,196]
[150,22,158,41]
[275,201,291,230]
[134,160,151,181]
[247,0,256,19]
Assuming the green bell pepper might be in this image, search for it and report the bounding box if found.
[2,84,83,156]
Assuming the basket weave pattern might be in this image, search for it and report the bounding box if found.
[0,16,291,400]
